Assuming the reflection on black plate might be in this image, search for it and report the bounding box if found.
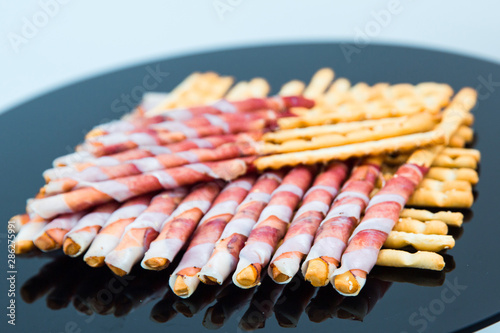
[2,43,500,333]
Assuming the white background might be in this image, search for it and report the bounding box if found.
[1,1,499,330]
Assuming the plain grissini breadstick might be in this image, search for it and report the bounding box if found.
[407,187,474,208]
[169,176,256,298]
[441,147,480,161]
[254,131,445,170]
[247,78,271,98]
[198,171,284,285]
[14,215,49,254]
[302,158,381,287]
[449,126,474,148]
[432,154,478,169]
[331,87,477,296]
[268,162,349,284]
[233,166,314,289]
[418,178,472,192]
[376,249,445,271]
[393,218,448,235]
[104,189,187,276]
[83,194,153,267]
[426,167,479,184]
[384,231,455,252]
[33,211,88,252]
[29,157,253,219]
[400,208,463,227]
[278,80,306,96]
[62,201,121,257]
[43,141,258,195]
[260,112,438,154]
[141,182,223,271]
[263,114,428,143]
[303,68,335,99]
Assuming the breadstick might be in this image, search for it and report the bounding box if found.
[400,208,463,227]
[426,167,479,184]
[441,148,480,161]
[432,154,478,169]
[384,231,455,252]
[248,78,270,98]
[264,113,433,143]
[407,188,474,208]
[417,179,472,192]
[261,112,438,154]
[376,249,445,271]
[303,68,334,99]
[225,81,250,100]
[394,218,448,235]
[255,131,444,170]
[279,80,306,96]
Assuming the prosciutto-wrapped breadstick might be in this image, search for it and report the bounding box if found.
[302,158,381,287]
[30,157,253,219]
[63,201,120,257]
[10,214,30,233]
[141,181,223,270]
[233,166,314,289]
[33,211,88,252]
[47,132,260,176]
[198,171,283,285]
[169,176,256,298]
[268,162,349,284]
[331,162,428,295]
[14,215,48,254]
[44,142,257,195]
[78,111,279,156]
[332,87,476,296]
[105,188,187,276]
[84,194,152,267]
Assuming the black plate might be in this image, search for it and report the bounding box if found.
[2,43,500,333]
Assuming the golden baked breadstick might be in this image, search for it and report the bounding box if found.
[225,81,250,100]
[261,112,438,154]
[432,154,478,169]
[400,208,463,227]
[248,78,270,97]
[255,131,444,170]
[385,231,455,252]
[407,188,474,208]
[303,68,334,99]
[376,249,445,271]
[426,167,479,184]
[279,80,305,96]
[417,178,472,192]
[394,218,448,235]
[264,113,434,143]
[441,148,480,161]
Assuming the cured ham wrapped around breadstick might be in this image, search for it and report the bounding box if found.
[233,165,314,289]
[302,158,381,287]
[63,201,120,257]
[198,171,284,285]
[43,142,257,195]
[88,96,314,136]
[83,194,153,267]
[49,133,259,174]
[33,211,88,252]
[104,188,187,276]
[268,162,349,284]
[30,157,253,219]
[78,112,279,156]
[10,214,30,234]
[332,162,428,296]
[169,176,256,298]
[14,215,48,254]
[141,181,223,270]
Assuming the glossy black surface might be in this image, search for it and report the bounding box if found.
[1,43,500,333]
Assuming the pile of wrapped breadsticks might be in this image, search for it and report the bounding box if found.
[11,68,479,299]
